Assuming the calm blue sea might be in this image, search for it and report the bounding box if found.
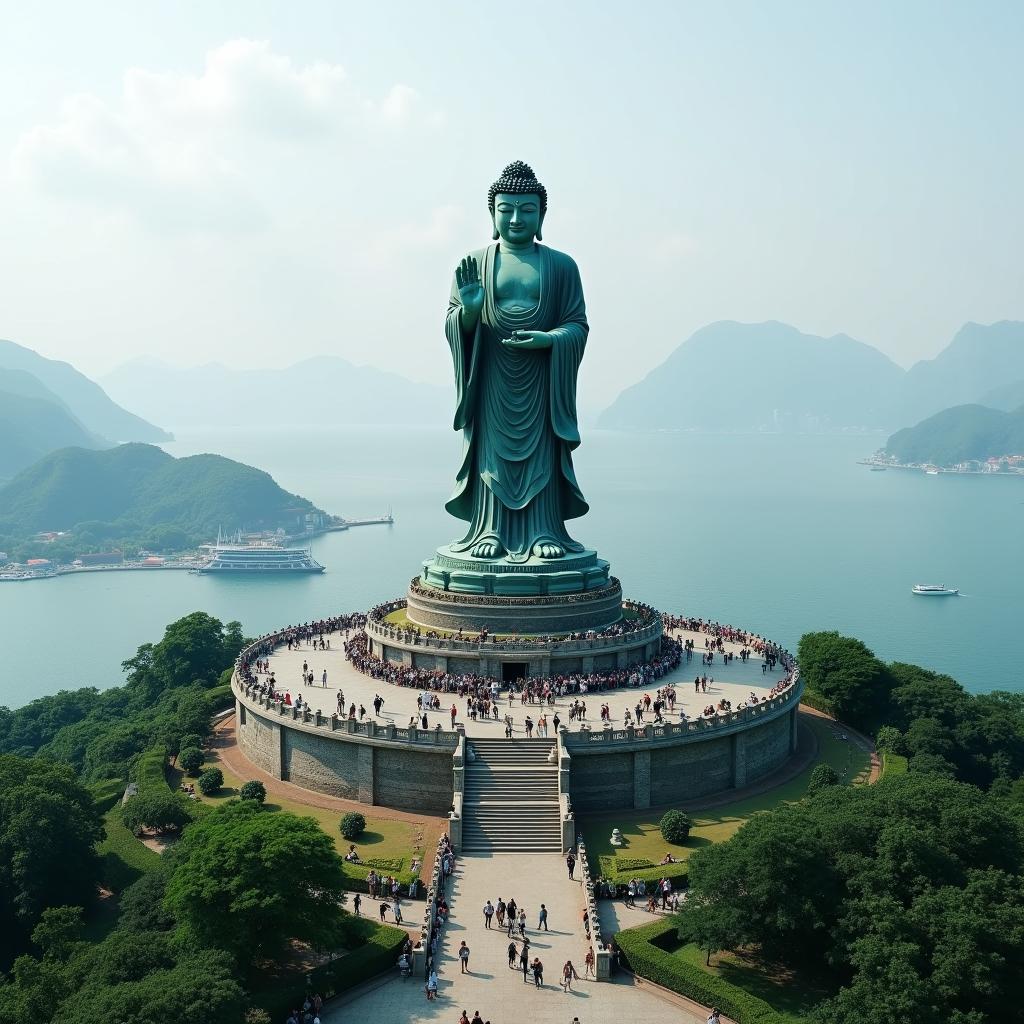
[2,427,1021,708]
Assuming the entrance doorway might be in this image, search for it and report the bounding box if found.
[502,661,528,684]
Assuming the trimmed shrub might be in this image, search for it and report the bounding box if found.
[596,854,689,888]
[807,763,839,794]
[89,777,128,814]
[198,768,224,795]
[615,919,790,1024]
[135,745,169,793]
[340,811,366,840]
[179,746,205,775]
[616,857,656,871]
[659,809,692,844]
[240,780,267,804]
[880,751,909,778]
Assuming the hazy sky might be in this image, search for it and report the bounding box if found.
[2,1,1022,408]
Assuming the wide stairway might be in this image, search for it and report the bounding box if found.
[462,738,562,854]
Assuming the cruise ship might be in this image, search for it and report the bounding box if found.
[196,541,325,575]
[911,583,959,596]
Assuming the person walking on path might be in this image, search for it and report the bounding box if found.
[584,947,595,978]
[520,943,530,982]
[518,908,527,937]
[496,897,507,929]
[561,960,580,991]
[707,1010,721,1024]
[392,898,403,924]
[425,970,438,1000]
[537,904,548,931]
[378,902,388,923]
[459,940,471,974]
[483,900,494,929]
[566,850,576,880]
[507,940,518,968]
[353,893,361,916]
[531,957,544,988]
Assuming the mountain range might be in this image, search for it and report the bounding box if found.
[598,320,1024,433]
[101,356,450,431]
[884,403,1024,466]
[0,340,170,482]
[0,443,322,558]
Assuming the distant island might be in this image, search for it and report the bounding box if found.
[865,402,1024,475]
[0,443,329,566]
[597,319,1024,434]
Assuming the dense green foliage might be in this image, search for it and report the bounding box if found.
[676,773,1024,1024]
[885,401,1024,465]
[615,919,788,1024]
[798,632,1024,790]
[164,801,348,966]
[239,780,266,804]
[0,613,245,783]
[0,441,322,558]
[659,808,692,843]
[0,927,243,1024]
[340,811,366,840]
[179,746,205,775]
[0,757,104,966]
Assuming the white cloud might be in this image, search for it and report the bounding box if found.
[10,39,429,232]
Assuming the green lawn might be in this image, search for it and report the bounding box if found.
[170,747,428,885]
[670,941,823,1023]
[96,805,162,893]
[579,713,870,875]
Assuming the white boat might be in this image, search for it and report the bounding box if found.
[912,584,959,596]
[925,468,940,475]
[196,541,324,575]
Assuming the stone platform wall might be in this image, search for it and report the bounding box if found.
[235,694,456,814]
[565,682,802,812]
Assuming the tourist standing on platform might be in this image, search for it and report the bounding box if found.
[459,940,471,973]
[537,904,548,931]
[566,850,576,879]
[496,897,506,928]
[507,940,518,968]
[483,900,494,928]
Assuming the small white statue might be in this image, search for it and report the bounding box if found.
[610,828,624,847]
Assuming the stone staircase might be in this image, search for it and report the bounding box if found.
[462,738,562,854]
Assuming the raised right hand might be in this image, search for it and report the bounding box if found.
[456,255,484,328]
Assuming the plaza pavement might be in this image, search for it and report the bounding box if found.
[266,627,790,738]
[323,852,705,1024]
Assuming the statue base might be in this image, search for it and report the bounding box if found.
[409,545,621,633]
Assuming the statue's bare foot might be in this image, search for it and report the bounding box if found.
[470,540,504,559]
[534,542,564,559]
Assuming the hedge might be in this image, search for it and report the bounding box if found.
[880,751,908,778]
[206,682,235,712]
[89,777,128,814]
[614,919,791,1024]
[251,922,407,1018]
[597,853,689,888]
[135,744,170,794]
[340,861,419,894]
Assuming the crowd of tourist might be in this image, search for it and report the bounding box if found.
[366,598,661,647]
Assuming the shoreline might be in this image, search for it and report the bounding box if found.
[858,458,1024,477]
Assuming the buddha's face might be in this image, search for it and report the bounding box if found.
[493,192,543,245]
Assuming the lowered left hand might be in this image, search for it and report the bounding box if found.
[502,330,552,350]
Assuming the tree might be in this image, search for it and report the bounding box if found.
[239,780,266,805]
[178,733,204,754]
[121,790,190,834]
[179,746,205,775]
[117,871,174,933]
[164,801,347,965]
[31,906,84,961]
[808,763,840,794]
[874,725,905,756]
[340,811,366,840]
[198,768,223,795]
[797,632,891,731]
[658,808,692,844]
[0,755,103,964]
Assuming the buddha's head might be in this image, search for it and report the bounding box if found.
[488,160,547,244]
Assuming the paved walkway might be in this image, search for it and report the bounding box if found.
[323,852,704,1024]
[267,627,790,739]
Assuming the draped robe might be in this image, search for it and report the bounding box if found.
[445,242,589,562]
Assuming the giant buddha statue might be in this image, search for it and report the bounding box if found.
[445,161,589,563]
[411,161,618,629]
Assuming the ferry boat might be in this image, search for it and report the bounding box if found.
[911,584,959,596]
[196,541,325,575]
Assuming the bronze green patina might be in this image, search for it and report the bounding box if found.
[414,162,618,618]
